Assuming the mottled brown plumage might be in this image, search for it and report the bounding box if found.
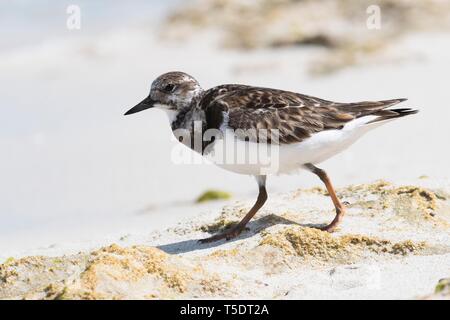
[200,84,414,144]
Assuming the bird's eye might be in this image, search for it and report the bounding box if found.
[163,84,176,92]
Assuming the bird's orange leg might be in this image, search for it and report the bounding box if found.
[199,176,267,243]
[305,164,346,232]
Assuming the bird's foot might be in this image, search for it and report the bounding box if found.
[317,207,345,233]
[317,223,338,233]
[199,225,247,244]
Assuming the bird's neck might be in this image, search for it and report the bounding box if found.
[169,90,206,131]
[169,106,205,131]
[166,94,206,153]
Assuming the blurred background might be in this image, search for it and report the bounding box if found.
[1,0,449,255]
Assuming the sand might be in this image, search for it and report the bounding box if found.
[1,2,450,300]
[1,179,449,300]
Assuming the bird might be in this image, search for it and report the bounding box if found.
[125,71,418,243]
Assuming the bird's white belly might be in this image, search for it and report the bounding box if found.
[205,116,379,175]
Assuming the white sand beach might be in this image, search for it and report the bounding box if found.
[1,178,450,299]
[1,1,450,299]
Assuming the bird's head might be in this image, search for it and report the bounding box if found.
[125,71,202,116]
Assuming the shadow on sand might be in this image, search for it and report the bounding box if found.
[157,214,325,254]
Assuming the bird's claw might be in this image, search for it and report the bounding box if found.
[199,226,245,243]
[318,224,338,233]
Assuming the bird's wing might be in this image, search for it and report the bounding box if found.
[200,85,409,144]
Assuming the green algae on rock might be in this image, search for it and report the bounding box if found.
[196,190,232,203]
[435,278,450,295]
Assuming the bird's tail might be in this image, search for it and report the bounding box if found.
[338,98,418,125]
[366,107,419,124]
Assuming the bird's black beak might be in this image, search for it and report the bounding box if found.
[124,96,155,116]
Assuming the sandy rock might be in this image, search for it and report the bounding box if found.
[1,245,229,299]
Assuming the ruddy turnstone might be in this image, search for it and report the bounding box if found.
[125,71,418,243]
